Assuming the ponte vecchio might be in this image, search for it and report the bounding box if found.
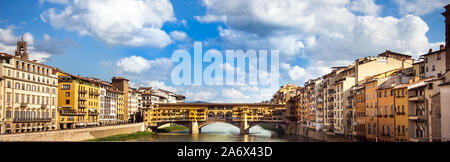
[143,103,286,134]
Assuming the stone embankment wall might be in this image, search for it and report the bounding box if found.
[0,123,144,142]
[285,125,357,142]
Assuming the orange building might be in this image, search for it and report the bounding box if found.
[393,84,410,142]
[376,86,395,142]
[354,85,366,140]
[364,79,379,141]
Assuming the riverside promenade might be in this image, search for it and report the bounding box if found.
[0,123,144,142]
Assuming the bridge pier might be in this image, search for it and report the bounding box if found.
[240,113,249,135]
[240,128,250,134]
[190,121,199,134]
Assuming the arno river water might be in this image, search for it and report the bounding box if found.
[126,123,320,142]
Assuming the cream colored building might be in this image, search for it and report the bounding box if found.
[438,71,450,141]
[423,46,447,78]
[0,40,58,134]
[128,88,141,123]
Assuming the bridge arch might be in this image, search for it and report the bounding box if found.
[198,121,241,133]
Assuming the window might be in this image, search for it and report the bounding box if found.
[7,81,11,88]
[432,65,436,71]
[62,84,70,90]
[6,92,11,103]
[15,93,19,103]
[437,53,441,60]
[66,92,70,97]
[66,99,70,105]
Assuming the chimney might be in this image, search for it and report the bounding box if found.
[441,45,445,50]
[429,49,433,54]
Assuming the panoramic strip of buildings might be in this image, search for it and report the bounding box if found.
[0,40,185,133]
[273,5,450,142]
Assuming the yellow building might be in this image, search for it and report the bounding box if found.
[56,70,100,129]
[271,83,299,104]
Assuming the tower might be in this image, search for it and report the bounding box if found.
[443,4,450,71]
[112,77,130,122]
[15,36,29,59]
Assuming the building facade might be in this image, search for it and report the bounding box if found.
[57,71,100,129]
[0,40,59,134]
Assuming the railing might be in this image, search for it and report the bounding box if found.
[41,104,47,109]
[396,112,405,115]
[408,115,426,121]
[408,96,425,102]
[60,109,85,116]
[79,90,87,94]
[13,118,52,123]
[20,103,28,108]
[78,97,87,101]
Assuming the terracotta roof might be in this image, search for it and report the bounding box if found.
[422,48,446,57]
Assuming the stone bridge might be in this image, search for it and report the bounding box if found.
[143,103,287,134]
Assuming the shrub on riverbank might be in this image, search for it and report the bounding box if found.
[87,131,155,142]
[157,125,188,133]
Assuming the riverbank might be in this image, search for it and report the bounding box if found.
[286,126,357,142]
[0,123,144,142]
[87,131,155,141]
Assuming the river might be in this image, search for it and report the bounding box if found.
[126,123,320,142]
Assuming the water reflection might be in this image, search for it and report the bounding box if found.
[126,123,318,142]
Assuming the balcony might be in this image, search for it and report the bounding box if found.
[396,112,405,115]
[408,115,426,121]
[41,104,47,109]
[20,103,28,108]
[408,96,425,102]
[329,89,336,94]
[79,90,87,94]
[78,97,87,101]
[78,104,87,108]
[13,118,52,123]
[89,91,100,96]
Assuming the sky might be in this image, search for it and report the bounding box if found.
[0,0,449,103]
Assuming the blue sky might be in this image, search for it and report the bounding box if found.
[0,0,449,102]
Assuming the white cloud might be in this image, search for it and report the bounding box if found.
[222,88,249,100]
[184,91,216,101]
[39,0,69,4]
[41,0,175,48]
[195,15,227,23]
[0,26,18,45]
[116,56,151,74]
[170,31,189,41]
[350,0,382,16]
[146,80,177,93]
[395,0,449,16]
[197,0,442,86]
[115,55,172,74]
[287,65,306,81]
